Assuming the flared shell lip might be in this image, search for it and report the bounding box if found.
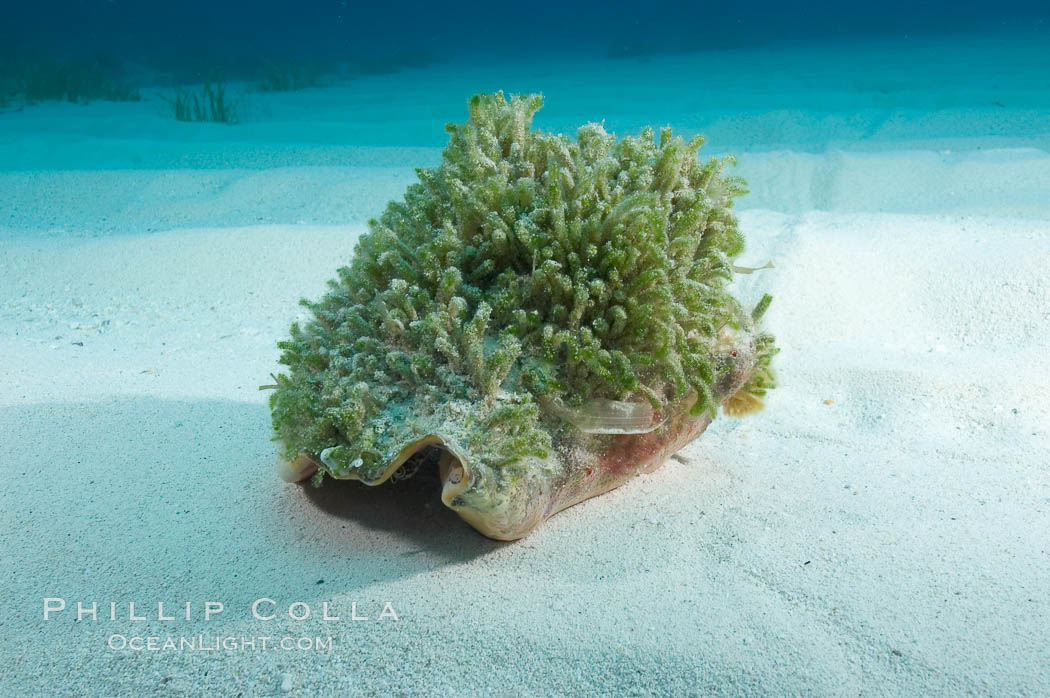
[341,435,469,491]
[276,386,724,541]
[279,434,474,506]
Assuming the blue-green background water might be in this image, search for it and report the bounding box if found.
[5,0,1050,58]
[3,0,1049,75]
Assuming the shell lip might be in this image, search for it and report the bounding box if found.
[303,434,475,506]
[276,453,320,483]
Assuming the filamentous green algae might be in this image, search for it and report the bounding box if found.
[269,91,777,540]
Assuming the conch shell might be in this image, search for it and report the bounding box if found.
[270,93,778,541]
[278,325,759,541]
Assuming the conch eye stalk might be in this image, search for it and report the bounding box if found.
[268,91,779,541]
[541,397,666,435]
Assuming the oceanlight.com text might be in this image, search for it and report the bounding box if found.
[107,634,335,652]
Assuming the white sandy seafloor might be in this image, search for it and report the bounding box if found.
[1,34,1049,696]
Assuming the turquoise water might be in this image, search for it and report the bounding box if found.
[3,0,1049,60]
[2,30,1049,234]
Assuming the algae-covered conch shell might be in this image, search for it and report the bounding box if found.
[268,92,778,541]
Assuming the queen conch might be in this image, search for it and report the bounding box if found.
[268,92,777,541]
